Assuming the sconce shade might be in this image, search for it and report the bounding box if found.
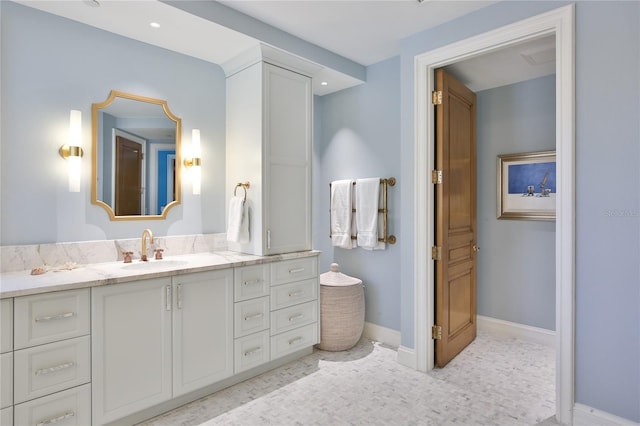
[185,129,202,195]
[59,110,84,192]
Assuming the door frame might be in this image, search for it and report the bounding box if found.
[412,4,574,424]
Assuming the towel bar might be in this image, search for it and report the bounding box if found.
[328,177,396,245]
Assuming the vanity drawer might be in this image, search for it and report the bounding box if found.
[234,296,269,338]
[270,278,318,311]
[270,323,317,360]
[14,289,90,350]
[1,353,12,409]
[270,258,317,286]
[1,299,13,353]
[234,330,270,374]
[270,301,317,336]
[0,406,12,426]
[14,383,91,426]
[14,336,90,404]
[234,264,270,302]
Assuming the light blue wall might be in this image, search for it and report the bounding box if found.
[0,2,226,245]
[476,75,556,330]
[313,57,401,331]
[397,1,639,421]
[573,1,639,419]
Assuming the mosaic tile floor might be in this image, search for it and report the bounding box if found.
[140,331,555,426]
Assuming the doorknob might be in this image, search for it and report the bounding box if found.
[472,245,480,253]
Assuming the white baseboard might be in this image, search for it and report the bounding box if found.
[397,345,416,369]
[574,403,639,426]
[477,315,556,348]
[363,321,400,348]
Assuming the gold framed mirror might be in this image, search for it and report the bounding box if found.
[92,91,182,220]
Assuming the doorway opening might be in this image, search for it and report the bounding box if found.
[412,5,575,424]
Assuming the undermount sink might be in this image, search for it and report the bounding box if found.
[122,259,189,270]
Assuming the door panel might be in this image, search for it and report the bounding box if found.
[115,136,143,216]
[434,68,478,367]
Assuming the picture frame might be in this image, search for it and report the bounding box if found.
[497,150,556,221]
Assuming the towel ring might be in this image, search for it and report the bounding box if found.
[234,181,250,203]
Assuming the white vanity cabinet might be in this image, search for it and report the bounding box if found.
[226,58,312,256]
[91,270,234,425]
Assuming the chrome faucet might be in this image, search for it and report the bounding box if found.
[141,229,154,261]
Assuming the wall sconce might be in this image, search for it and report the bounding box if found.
[59,110,84,192]
[184,129,202,195]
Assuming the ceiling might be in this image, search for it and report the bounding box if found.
[16,0,555,95]
[217,0,497,67]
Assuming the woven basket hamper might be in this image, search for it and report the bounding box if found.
[317,263,364,351]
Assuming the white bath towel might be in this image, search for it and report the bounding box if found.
[356,178,384,250]
[330,179,356,249]
[227,196,249,243]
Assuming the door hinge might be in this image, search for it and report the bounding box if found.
[431,246,442,261]
[432,90,442,105]
[432,325,442,340]
[431,170,442,184]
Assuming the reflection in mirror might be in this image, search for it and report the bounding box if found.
[92,91,182,220]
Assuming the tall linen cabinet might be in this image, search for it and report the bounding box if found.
[226,57,312,256]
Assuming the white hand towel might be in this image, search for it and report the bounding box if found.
[330,179,356,249]
[227,196,249,243]
[356,178,384,250]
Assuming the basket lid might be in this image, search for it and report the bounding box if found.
[320,263,362,287]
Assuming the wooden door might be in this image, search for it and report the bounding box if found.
[434,68,478,367]
[115,136,143,216]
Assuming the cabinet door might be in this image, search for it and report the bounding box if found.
[263,63,312,255]
[91,278,172,425]
[0,298,12,353]
[172,270,233,397]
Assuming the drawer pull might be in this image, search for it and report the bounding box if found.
[244,313,264,321]
[36,411,76,426]
[243,347,263,357]
[289,268,305,274]
[35,361,75,376]
[243,279,262,286]
[34,312,75,323]
[288,291,304,298]
[288,336,303,346]
[288,314,304,322]
[165,285,172,311]
[177,283,183,309]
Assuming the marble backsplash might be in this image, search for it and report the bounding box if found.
[0,233,228,273]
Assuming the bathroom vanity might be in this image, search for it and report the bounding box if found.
[0,250,319,425]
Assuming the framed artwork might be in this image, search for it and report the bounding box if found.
[497,150,556,221]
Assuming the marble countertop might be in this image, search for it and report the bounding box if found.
[0,250,319,299]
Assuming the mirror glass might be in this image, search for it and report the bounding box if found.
[92,91,181,220]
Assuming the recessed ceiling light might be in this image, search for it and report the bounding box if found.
[150,22,161,29]
[321,81,328,86]
[83,0,100,7]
